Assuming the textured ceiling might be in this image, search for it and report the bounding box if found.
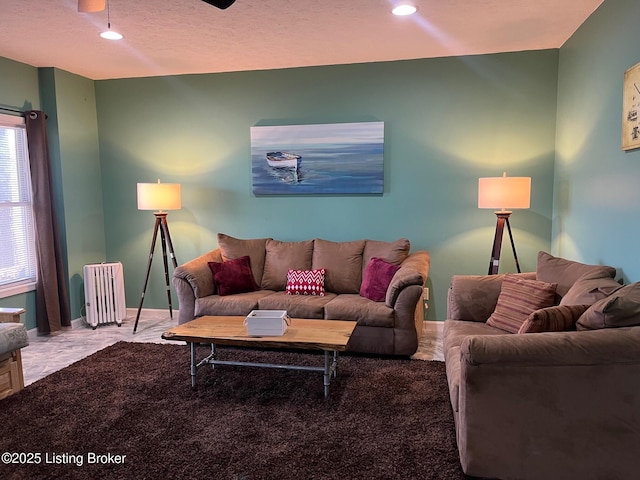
[0,0,604,80]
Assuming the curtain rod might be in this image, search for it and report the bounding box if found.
[0,106,25,116]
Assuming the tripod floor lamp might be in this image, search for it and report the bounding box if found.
[478,172,531,275]
[133,180,181,333]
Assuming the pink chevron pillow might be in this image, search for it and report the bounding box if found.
[286,269,326,296]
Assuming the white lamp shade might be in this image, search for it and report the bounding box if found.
[478,174,531,210]
[137,182,181,211]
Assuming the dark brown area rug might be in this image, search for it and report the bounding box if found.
[0,342,465,480]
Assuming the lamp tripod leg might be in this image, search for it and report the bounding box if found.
[159,222,173,320]
[505,217,522,273]
[488,215,506,275]
[160,217,178,270]
[133,216,162,333]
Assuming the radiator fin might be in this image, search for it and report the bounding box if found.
[83,262,126,328]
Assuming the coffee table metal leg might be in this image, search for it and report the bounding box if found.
[323,350,331,398]
[188,344,341,398]
[190,342,197,389]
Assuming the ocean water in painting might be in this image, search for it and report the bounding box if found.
[251,122,384,195]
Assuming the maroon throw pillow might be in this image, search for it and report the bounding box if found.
[360,257,401,302]
[208,256,258,296]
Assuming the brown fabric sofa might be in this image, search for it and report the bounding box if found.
[444,252,640,479]
[173,234,430,356]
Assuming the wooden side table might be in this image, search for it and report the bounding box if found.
[0,308,28,399]
[0,307,26,324]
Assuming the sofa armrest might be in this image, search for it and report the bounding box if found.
[385,250,430,308]
[447,272,536,322]
[457,327,640,479]
[462,326,640,366]
[172,249,222,324]
[173,248,222,299]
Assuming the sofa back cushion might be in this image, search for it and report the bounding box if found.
[447,272,536,322]
[362,238,410,275]
[261,239,314,290]
[577,282,640,330]
[536,251,616,298]
[312,239,365,294]
[218,233,270,287]
[560,270,622,306]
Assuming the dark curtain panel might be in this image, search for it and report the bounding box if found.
[25,110,71,334]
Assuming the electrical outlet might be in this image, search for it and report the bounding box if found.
[423,287,429,301]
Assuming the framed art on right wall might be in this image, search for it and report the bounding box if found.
[622,61,640,151]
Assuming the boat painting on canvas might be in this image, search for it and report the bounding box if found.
[250,121,384,195]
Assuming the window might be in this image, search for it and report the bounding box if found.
[0,113,37,297]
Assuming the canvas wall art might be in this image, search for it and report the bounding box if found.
[250,121,384,195]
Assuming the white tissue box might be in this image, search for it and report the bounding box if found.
[244,310,290,336]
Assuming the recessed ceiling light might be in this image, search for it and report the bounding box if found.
[392,4,417,16]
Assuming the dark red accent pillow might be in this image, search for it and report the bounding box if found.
[360,257,401,302]
[208,256,258,296]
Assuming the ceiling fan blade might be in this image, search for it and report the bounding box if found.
[201,0,237,9]
[78,0,106,13]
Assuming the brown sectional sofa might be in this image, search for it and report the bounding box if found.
[173,234,430,356]
[444,252,640,479]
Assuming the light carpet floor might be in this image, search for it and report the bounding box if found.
[21,311,444,386]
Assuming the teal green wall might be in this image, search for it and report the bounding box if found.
[0,57,40,111]
[39,68,106,320]
[0,59,105,329]
[95,51,559,319]
[554,0,640,280]
[5,1,638,327]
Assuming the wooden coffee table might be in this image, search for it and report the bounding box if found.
[161,315,356,398]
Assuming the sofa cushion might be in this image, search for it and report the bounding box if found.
[560,270,622,306]
[360,257,400,302]
[446,273,537,322]
[218,233,270,286]
[286,269,326,296]
[324,294,395,328]
[261,239,314,290]
[208,256,258,296]
[0,323,29,354]
[258,291,336,319]
[362,238,410,273]
[486,275,557,333]
[195,290,275,317]
[312,239,365,294]
[536,251,616,298]
[443,319,508,354]
[577,282,640,330]
[518,304,590,334]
